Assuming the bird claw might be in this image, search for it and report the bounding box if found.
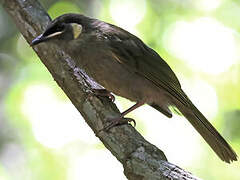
[89,89,115,102]
[99,117,136,132]
[127,118,136,127]
[107,93,115,102]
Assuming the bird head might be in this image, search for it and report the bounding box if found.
[31,14,93,46]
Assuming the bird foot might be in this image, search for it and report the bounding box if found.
[99,117,136,132]
[89,89,115,102]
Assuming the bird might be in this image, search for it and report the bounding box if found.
[31,13,237,163]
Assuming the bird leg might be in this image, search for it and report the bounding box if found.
[90,89,115,102]
[102,101,145,131]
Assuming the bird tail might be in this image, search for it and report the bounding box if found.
[175,98,237,163]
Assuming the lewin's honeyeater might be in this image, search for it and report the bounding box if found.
[31,13,237,163]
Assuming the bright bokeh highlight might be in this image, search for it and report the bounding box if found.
[109,0,146,33]
[164,17,239,74]
[197,0,222,11]
[21,84,98,148]
[181,78,218,120]
[67,150,125,180]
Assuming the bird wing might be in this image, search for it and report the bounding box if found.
[102,26,189,106]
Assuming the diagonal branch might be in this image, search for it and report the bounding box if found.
[2,0,201,179]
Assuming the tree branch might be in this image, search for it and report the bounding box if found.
[2,0,201,179]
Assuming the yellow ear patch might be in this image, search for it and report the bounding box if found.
[70,23,82,39]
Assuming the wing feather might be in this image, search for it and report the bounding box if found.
[101,26,189,106]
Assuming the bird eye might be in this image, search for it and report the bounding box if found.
[44,24,65,36]
[55,25,65,32]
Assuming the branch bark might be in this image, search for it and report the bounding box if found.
[2,0,201,179]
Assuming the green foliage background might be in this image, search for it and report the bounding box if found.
[0,0,239,179]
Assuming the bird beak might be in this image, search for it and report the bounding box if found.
[31,34,46,46]
[31,31,63,46]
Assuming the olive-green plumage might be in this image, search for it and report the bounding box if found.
[32,13,237,163]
